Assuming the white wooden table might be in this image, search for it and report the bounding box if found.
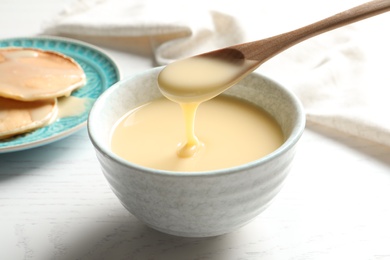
[1,1,390,259]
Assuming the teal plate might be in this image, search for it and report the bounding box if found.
[0,36,120,153]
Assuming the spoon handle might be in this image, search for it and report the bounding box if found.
[235,0,390,62]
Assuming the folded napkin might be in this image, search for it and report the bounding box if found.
[43,0,390,146]
[43,0,244,64]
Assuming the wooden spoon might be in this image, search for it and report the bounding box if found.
[158,0,390,103]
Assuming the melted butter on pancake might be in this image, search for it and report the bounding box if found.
[0,47,86,101]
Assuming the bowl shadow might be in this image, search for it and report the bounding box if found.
[49,215,255,260]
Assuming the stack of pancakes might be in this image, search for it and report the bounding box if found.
[0,47,86,139]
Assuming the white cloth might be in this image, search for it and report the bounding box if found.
[43,0,390,146]
[43,0,244,64]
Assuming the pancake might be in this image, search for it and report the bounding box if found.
[0,47,86,101]
[0,97,57,139]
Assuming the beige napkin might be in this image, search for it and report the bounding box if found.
[43,0,390,146]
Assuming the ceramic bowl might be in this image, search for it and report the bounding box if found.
[88,67,305,237]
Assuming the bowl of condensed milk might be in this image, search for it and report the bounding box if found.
[88,66,305,237]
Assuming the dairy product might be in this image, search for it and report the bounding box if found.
[111,95,283,172]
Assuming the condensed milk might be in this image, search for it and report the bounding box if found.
[157,56,259,103]
[110,56,284,172]
[111,95,283,172]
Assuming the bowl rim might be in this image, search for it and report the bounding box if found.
[88,67,306,177]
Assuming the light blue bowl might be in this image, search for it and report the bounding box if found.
[88,67,305,237]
